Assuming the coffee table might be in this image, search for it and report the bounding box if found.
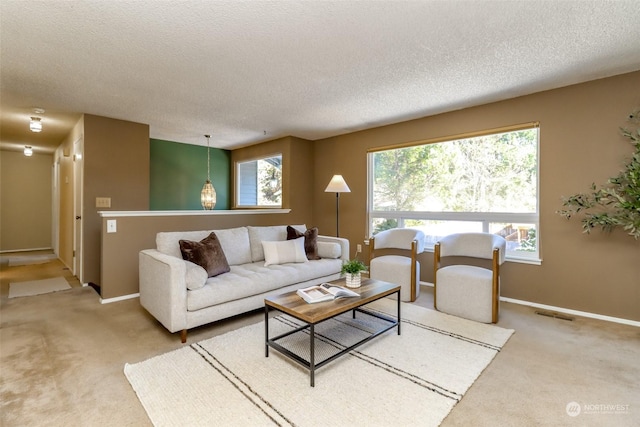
[264,278,400,386]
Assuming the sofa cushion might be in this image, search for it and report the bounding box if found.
[157,230,211,258]
[212,227,252,266]
[262,237,308,266]
[247,225,306,262]
[184,261,208,290]
[179,232,230,278]
[187,258,343,311]
[286,226,321,260]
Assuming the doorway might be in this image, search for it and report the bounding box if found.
[73,137,84,283]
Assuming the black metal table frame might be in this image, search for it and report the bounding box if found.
[265,289,400,387]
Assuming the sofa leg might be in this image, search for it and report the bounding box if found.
[180,329,187,343]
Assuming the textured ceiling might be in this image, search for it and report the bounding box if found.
[1,0,640,154]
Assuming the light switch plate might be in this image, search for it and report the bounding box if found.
[96,197,111,208]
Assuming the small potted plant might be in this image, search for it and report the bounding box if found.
[341,259,368,288]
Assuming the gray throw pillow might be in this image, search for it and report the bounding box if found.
[179,232,230,278]
[286,226,321,260]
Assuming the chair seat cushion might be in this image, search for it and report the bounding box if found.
[370,255,419,302]
[437,264,492,282]
[436,265,495,323]
[371,255,412,268]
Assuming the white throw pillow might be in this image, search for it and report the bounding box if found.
[317,241,342,259]
[248,224,307,262]
[184,261,208,290]
[262,237,308,266]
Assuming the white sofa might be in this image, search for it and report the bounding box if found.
[139,225,348,342]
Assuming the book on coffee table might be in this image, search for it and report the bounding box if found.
[297,283,359,304]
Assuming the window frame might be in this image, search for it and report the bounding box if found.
[367,123,541,264]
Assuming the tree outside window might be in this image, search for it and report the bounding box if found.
[369,127,539,260]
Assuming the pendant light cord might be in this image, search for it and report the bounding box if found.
[205,134,211,181]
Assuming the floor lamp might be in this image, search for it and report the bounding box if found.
[324,175,351,237]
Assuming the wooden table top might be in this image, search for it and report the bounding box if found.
[264,278,400,324]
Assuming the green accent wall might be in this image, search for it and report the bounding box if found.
[150,139,230,210]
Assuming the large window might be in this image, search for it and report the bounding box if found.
[368,125,539,262]
[236,154,282,207]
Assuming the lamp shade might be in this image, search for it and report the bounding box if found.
[324,175,351,193]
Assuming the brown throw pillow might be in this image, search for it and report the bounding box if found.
[287,226,321,260]
[179,232,230,278]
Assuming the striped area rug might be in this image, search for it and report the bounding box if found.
[125,298,514,427]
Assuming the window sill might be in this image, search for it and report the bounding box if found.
[98,209,291,217]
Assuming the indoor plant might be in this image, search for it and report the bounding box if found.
[341,259,368,288]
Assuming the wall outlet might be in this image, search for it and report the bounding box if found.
[356,244,362,253]
[107,219,117,233]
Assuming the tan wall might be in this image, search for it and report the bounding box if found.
[312,71,640,321]
[101,136,315,299]
[0,150,53,251]
[83,114,149,284]
[230,135,314,218]
[101,212,303,299]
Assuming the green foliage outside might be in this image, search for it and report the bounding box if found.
[258,163,282,205]
[517,228,537,252]
[373,130,537,213]
[371,129,538,247]
[558,110,640,239]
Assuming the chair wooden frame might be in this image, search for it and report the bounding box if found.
[433,242,501,323]
[369,236,420,302]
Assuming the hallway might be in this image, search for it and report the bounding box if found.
[0,250,82,298]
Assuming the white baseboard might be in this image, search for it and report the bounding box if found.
[419,282,639,328]
[100,293,139,304]
[0,247,53,254]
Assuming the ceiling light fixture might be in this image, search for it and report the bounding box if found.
[30,117,42,132]
[24,146,33,156]
[200,134,217,210]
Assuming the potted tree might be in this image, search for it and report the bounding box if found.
[341,259,368,288]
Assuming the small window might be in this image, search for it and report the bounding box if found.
[236,154,282,207]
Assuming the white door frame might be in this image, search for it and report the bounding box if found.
[73,137,84,282]
[52,159,60,257]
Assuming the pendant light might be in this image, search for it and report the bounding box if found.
[200,134,217,210]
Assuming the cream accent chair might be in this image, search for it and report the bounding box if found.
[369,228,425,302]
[434,233,506,323]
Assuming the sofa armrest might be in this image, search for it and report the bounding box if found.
[317,235,350,261]
[139,249,188,333]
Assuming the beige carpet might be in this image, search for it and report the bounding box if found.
[125,299,513,427]
[8,277,71,298]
